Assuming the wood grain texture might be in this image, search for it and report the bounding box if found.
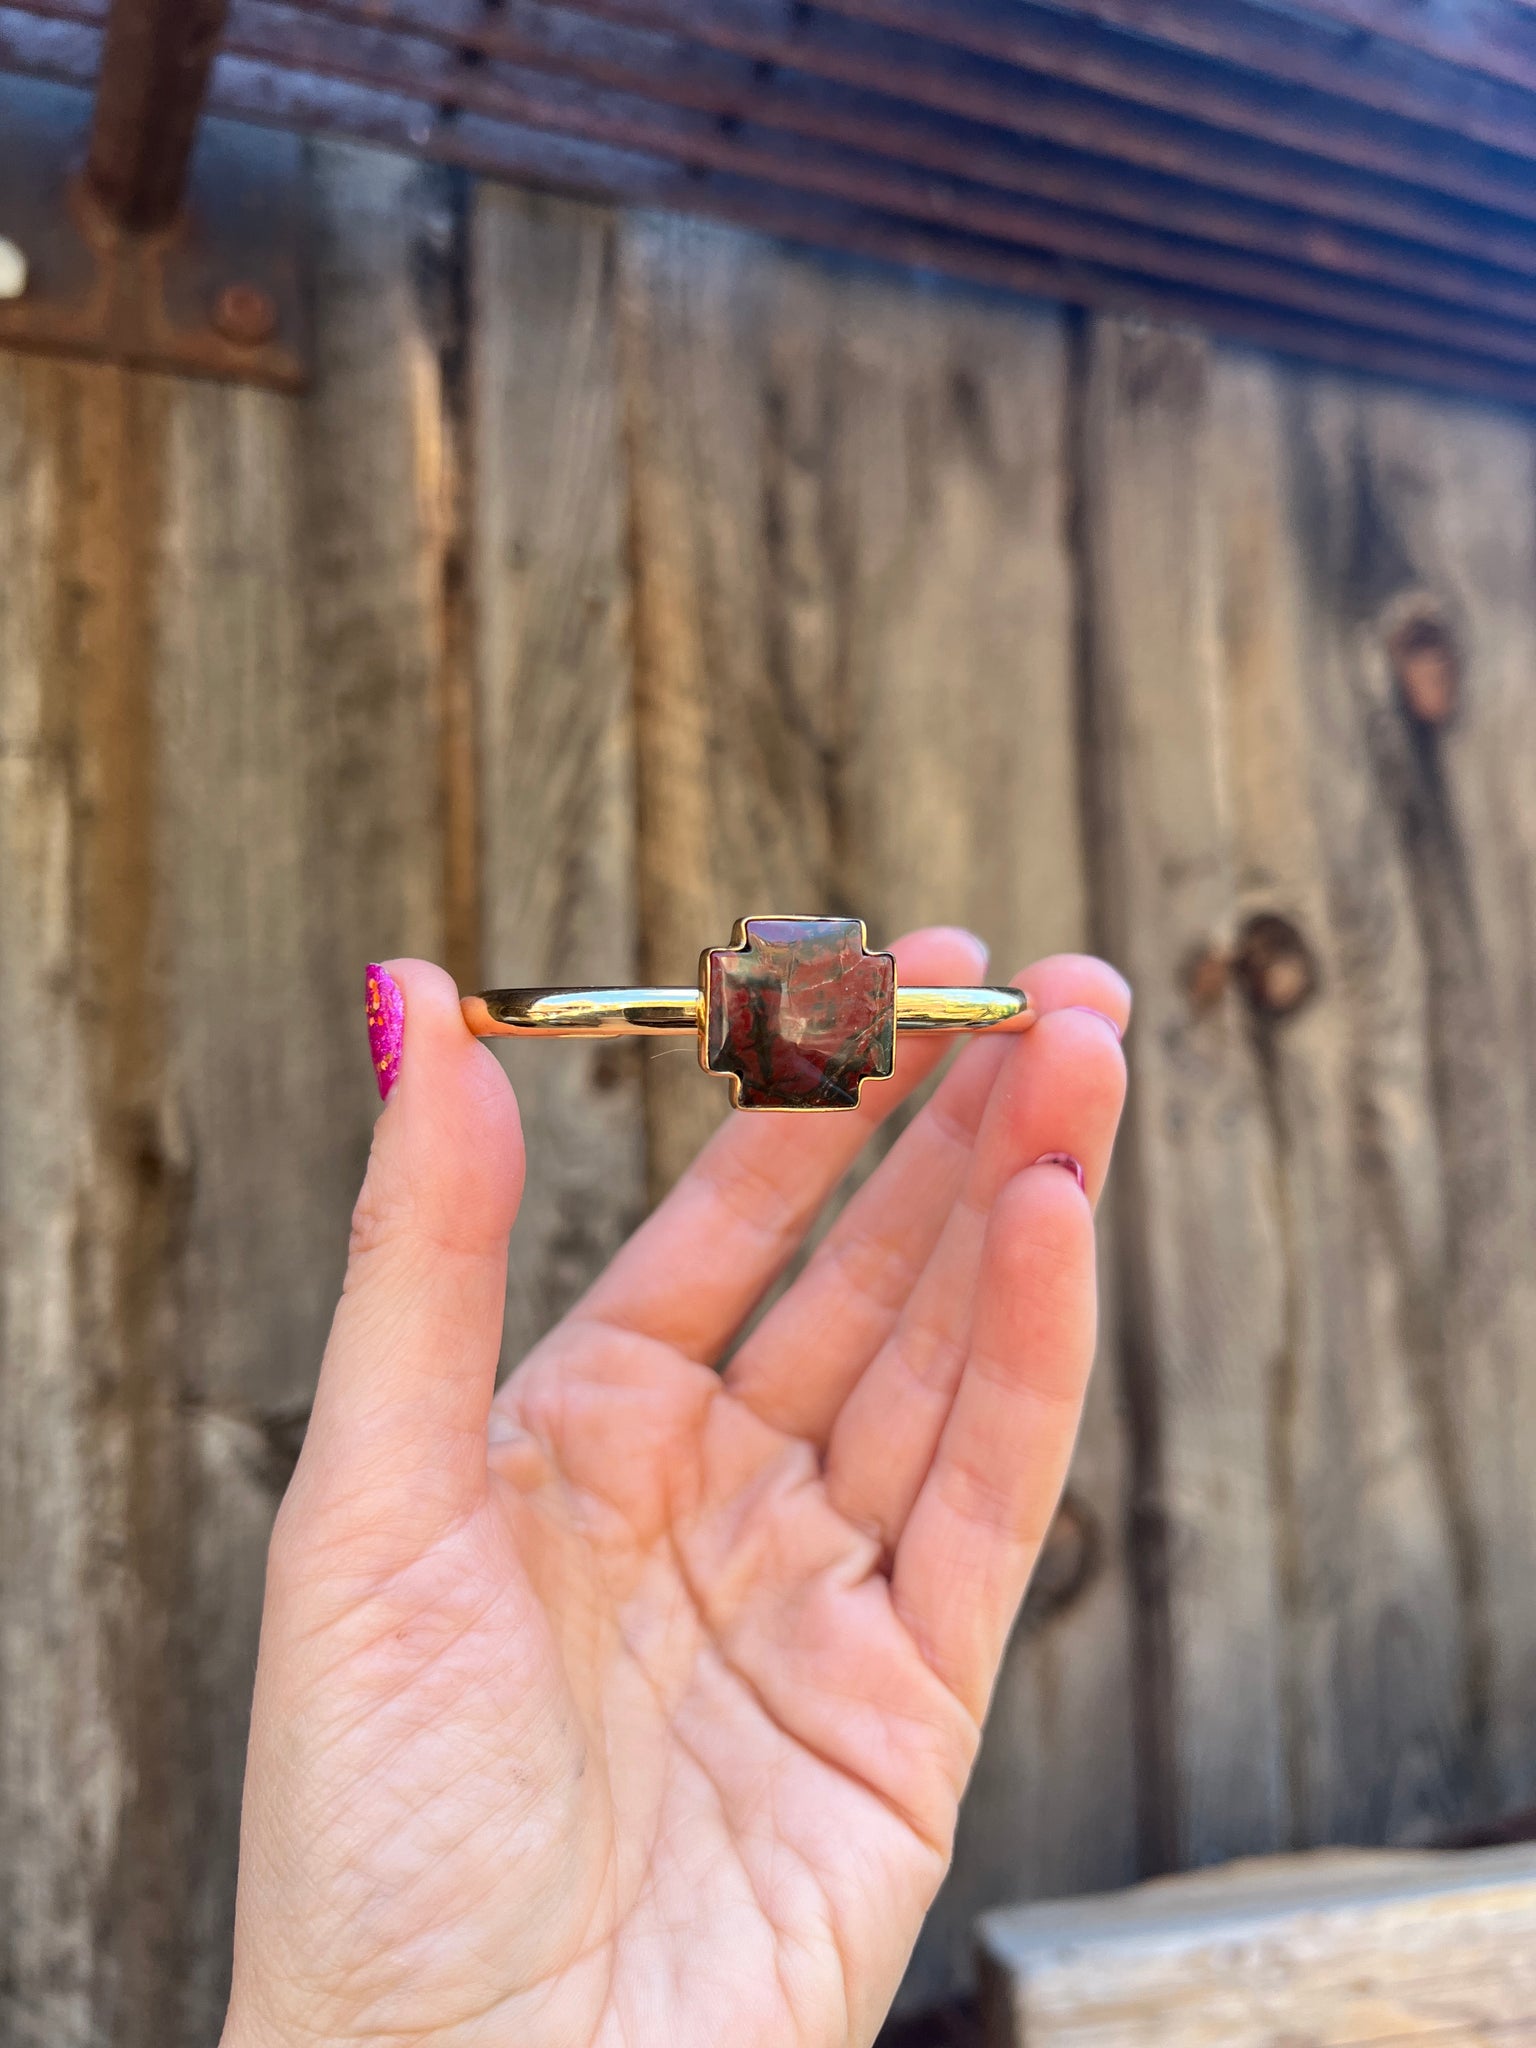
[1205,353,1470,1851]
[979,1843,1536,2047]
[165,143,461,2035]
[472,186,646,1371]
[0,357,182,2048]
[1080,316,1290,1871]
[619,216,839,1192]
[617,219,1135,2012]
[1377,392,1536,1820]
[0,143,458,2045]
[1277,372,1536,1832]
[1081,318,1536,1892]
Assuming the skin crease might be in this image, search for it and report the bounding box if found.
[222,932,1129,2048]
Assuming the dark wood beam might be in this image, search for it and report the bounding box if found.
[85,0,228,228]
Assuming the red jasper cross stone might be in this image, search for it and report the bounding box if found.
[705,917,896,1110]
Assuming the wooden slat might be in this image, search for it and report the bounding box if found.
[316,0,1536,167]
[167,143,460,2034]
[979,1843,1536,2046]
[1203,352,1471,1845]
[618,216,1135,2013]
[1080,315,1291,1869]
[1281,0,1536,100]
[814,0,1536,225]
[546,0,1536,279]
[0,358,177,2048]
[1286,373,1536,1823]
[471,184,646,1368]
[0,384,76,2042]
[619,216,846,1187]
[1079,321,1536,1874]
[1031,0,1536,162]
[0,141,458,2043]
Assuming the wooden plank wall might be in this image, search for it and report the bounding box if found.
[1,138,1535,2043]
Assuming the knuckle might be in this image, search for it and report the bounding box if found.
[347,1171,399,1266]
[823,1228,914,1317]
[894,1315,966,1398]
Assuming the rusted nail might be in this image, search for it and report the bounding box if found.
[0,236,27,301]
[1384,592,1461,728]
[212,281,278,348]
[1184,944,1231,1012]
[1232,912,1318,1019]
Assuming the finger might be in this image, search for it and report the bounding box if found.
[726,954,1129,1441]
[298,960,525,1533]
[824,1004,1124,1552]
[891,1163,1097,1721]
[570,927,990,1364]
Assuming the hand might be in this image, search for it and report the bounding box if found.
[223,931,1128,2048]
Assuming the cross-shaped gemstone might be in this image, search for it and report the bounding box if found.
[704,916,897,1110]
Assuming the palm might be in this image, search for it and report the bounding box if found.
[494,1319,972,2045]
[271,1321,970,2047]
[228,941,1127,2048]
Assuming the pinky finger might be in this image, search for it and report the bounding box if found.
[890,1162,1098,1724]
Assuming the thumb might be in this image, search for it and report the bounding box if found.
[298,960,525,1535]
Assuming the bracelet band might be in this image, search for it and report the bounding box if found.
[463,915,1034,1113]
[461,985,1032,1038]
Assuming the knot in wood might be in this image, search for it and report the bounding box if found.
[1384,591,1461,728]
[1184,943,1231,1013]
[1233,913,1318,1020]
[1024,1489,1101,1626]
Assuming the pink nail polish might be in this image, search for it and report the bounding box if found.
[1036,1151,1086,1192]
[1065,1005,1124,1041]
[365,964,404,1102]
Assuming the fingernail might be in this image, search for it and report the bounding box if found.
[365,964,404,1102]
[1036,1151,1086,1192]
[1065,1005,1124,1042]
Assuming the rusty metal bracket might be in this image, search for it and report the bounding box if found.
[0,73,307,390]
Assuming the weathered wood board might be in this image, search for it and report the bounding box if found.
[978,1843,1536,2047]
[1081,317,1292,1869]
[5,143,1536,2048]
[1202,353,1469,1855]
[471,187,647,1370]
[0,353,149,2048]
[0,142,460,2047]
[1299,379,1536,1829]
[1081,311,1536,1889]
[165,145,462,2038]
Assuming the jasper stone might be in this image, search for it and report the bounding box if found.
[705,917,896,1110]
